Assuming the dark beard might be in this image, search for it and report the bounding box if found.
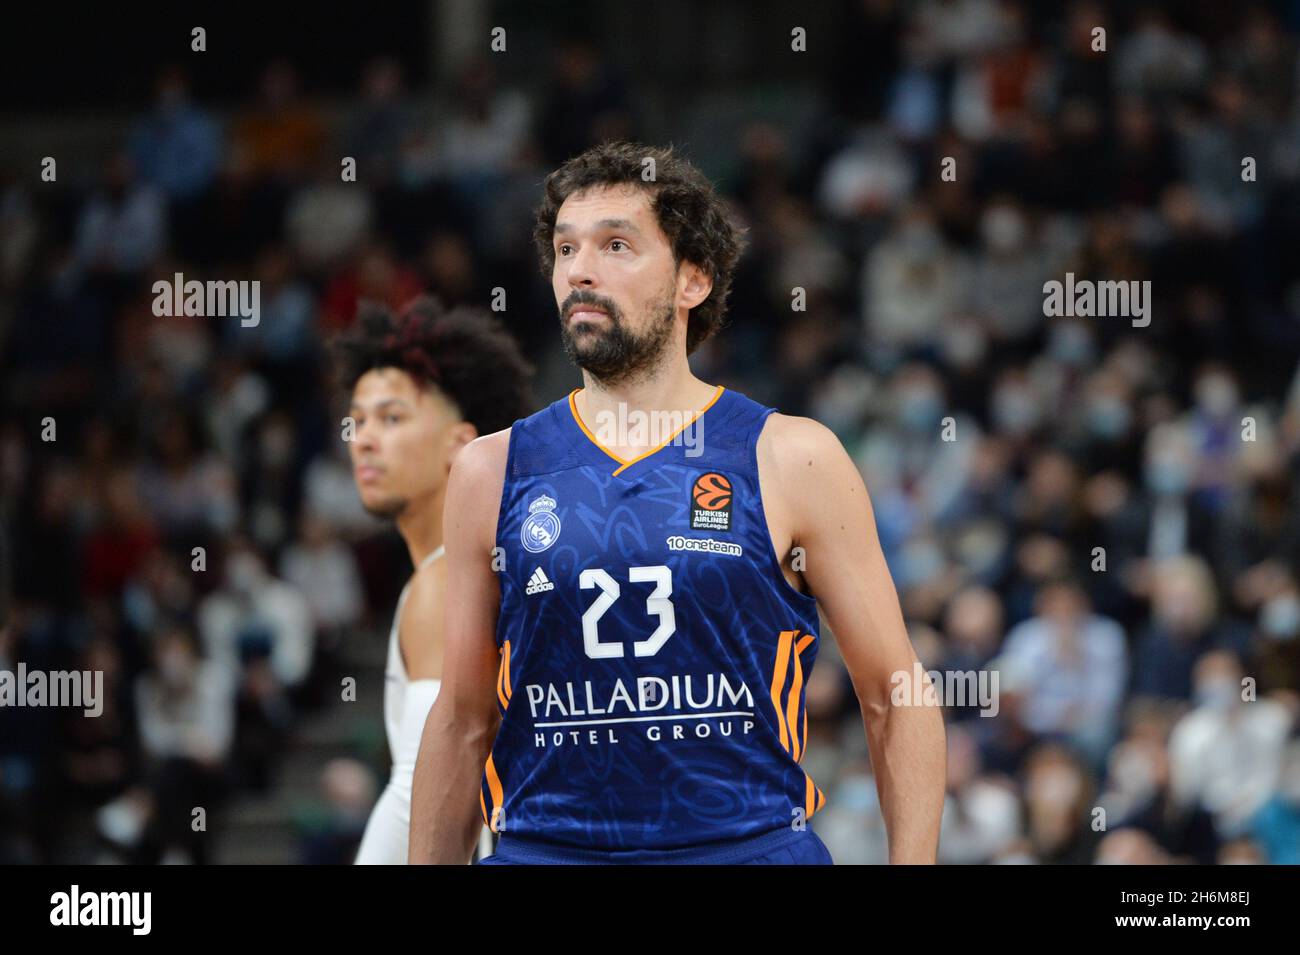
[559,293,676,387]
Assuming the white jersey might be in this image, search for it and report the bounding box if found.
[354,545,495,863]
[382,546,444,761]
[355,547,444,865]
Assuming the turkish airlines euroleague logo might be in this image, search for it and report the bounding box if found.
[690,472,733,531]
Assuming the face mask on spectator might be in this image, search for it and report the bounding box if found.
[898,387,942,431]
[227,553,263,595]
[993,387,1040,434]
[1194,375,1238,417]
[1086,398,1132,439]
[941,324,986,367]
[1260,594,1300,642]
[1047,323,1094,367]
[1145,456,1190,495]
[981,206,1026,254]
[1111,748,1156,798]
[1194,677,1240,711]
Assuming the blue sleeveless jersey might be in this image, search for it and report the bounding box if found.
[480,385,825,851]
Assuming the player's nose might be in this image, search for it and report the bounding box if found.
[353,419,379,452]
[565,243,600,287]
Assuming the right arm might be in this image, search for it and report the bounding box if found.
[408,429,511,864]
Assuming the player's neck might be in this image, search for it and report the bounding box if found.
[396,486,445,571]
[578,360,715,424]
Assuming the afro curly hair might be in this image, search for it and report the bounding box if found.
[331,296,534,437]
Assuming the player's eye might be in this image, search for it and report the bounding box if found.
[608,239,628,252]
[383,414,401,425]
[557,243,573,256]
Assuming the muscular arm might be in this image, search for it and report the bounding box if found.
[408,430,510,864]
[761,414,946,864]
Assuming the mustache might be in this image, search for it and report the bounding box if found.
[562,294,619,320]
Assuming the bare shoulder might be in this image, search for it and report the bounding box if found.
[454,426,512,481]
[445,426,512,550]
[757,413,867,531]
[757,413,852,480]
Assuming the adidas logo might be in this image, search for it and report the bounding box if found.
[525,567,555,595]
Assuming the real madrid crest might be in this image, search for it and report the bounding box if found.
[521,493,561,553]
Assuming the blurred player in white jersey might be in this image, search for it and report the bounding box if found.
[334,296,532,863]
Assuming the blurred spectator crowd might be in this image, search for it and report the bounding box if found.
[1,0,1299,863]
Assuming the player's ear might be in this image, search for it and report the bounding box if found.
[678,260,713,311]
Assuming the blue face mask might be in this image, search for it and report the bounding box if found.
[994,390,1038,433]
[1195,679,1239,711]
[1086,400,1131,439]
[1261,596,1300,642]
[1049,326,1094,367]
[899,390,941,431]
[1146,459,1189,495]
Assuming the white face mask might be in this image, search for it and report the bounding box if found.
[981,206,1026,253]
[1111,749,1156,797]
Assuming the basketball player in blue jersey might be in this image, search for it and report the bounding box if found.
[410,142,946,865]
[332,297,532,863]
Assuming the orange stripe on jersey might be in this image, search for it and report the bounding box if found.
[611,385,725,476]
[568,385,727,476]
[794,633,815,763]
[769,629,797,750]
[495,643,510,710]
[787,639,806,762]
[484,754,504,832]
[502,639,513,700]
[803,774,826,818]
[567,389,626,467]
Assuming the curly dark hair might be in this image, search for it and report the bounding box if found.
[331,296,535,436]
[533,141,747,355]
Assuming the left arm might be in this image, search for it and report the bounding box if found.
[761,413,946,863]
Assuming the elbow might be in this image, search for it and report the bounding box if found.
[856,687,893,724]
[436,700,499,749]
